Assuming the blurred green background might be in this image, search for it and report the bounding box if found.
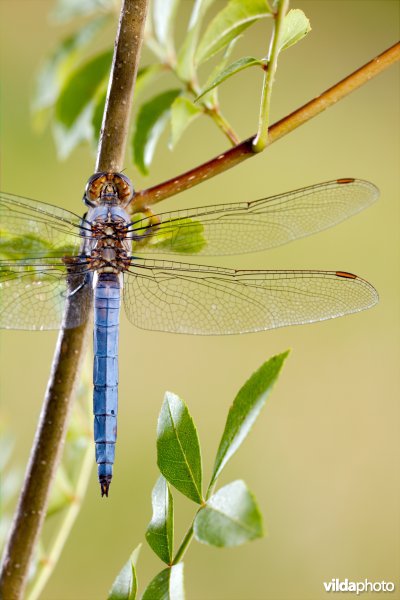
[0,1,399,599]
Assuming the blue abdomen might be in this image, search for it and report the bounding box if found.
[93,273,120,497]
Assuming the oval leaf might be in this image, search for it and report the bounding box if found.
[146,476,174,564]
[157,392,203,504]
[196,0,272,65]
[170,97,203,148]
[108,545,141,600]
[196,56,263,101]
[53,103,95,160]
[32,17,105,116]
[153,0,180,51]
[210,351,289,489]
[142,563,184,600]
[135,64,166,97]
[132,89,181,175]
[194,480,263,547]
[176,0,216,81]
[199,36,241,107]
[55,49,113,128]
[279,8,311,52]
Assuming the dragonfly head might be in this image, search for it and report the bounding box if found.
[84,172,134,208]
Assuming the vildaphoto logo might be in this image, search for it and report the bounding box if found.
[323,579,395,594]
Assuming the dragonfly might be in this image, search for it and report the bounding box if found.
[0,172,379,496]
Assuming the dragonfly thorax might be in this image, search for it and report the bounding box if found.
[86,204,132,273]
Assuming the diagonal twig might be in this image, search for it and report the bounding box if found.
[134,41,400,211]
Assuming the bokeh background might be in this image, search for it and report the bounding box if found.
[0,1,399,599]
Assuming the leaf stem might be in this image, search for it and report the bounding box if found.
[172,524,194,565]
[206,106,240,145]
[171,469,223,566]
[173,66,240,146]
[205,481,216,502]
[172,466,225,566]
[133,41,400,211]
[252,0,289,152]
[0,2,150,599]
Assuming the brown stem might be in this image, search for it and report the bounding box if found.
[0,1,149,599]
[134,41,400,211]
[96,0,149,172]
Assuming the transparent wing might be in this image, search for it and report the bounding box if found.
[123,258,378,334]
[131,179,378,256]
[0,192,87,259]
[0,258,92,330]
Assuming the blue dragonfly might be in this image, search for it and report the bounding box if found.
[0,172,379,496]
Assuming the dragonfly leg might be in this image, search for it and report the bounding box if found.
[131,207,161,246]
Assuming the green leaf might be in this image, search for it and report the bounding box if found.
[196,0,272,65]
[135,64,166,96]
[55,49,113,128]
[132,89,181,175]
[0,232,51,260]
[32,17,106,117]
[196,56,264,101]
[157,392,203,504]
[194,480,263,547]
[176,0,216,81]
[279,9,311,52]
[52,0,114,22]
[131,214,207,255]
[196,9,310,105]
[0,231,75,260]
[209,351,289,489]
[146,476,174,564]
[199,36,240,107]
[170,97,203,148]
[153,0,180,52]
[53,102,95,159]
[152,219,206,254]
[142,564,184,600]
[108,545,141,600]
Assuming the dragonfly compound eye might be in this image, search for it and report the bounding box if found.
[84,172,134,207]
[84,172,109,206]
[112,173,134,207]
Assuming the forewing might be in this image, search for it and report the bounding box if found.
[131,179,378,256]
[123,259,378,334]
[0,259,92,330]
[0,192,86,260]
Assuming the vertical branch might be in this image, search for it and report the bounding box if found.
[96,0,149,172]
[0,2,149,599]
